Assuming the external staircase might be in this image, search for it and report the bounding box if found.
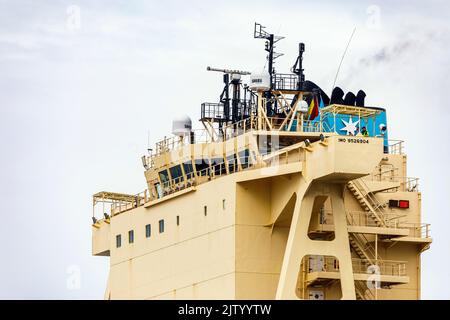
[347,178,387,299]
[355,280,375,300]
[347,179,387,227]
[301,177,422,299]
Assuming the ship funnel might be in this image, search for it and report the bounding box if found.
[172,114,192,137]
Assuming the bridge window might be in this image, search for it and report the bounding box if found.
[159,170,170,187]
[211,158,226,176]
[128,230,134,244]
[159,219,165,233]
[252,150,257,162]
[226,154,238,173]
[169,165,184,184]
[238,149,252,169]
[116,234,121,248]
[195,159,210,176]
[183,161,194,180]
[154,182,162,199]
[145,224,151,238]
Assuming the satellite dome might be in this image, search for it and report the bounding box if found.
[172,114,192,136]
[379,123,387,132]
[298,100,309,113]
[249,72,270,91]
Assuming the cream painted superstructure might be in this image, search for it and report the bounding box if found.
[92,129,431,300]
[90,26,430,299]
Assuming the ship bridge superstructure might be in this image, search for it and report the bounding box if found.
[91,23,431,300]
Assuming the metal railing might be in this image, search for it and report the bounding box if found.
[146,113,336,165]
[367,173,420,193]
[221,117,258,139]
[402,177,420,192]
[346,210,403,228]
[303,255,407,277]
[350,232,379,262]
[355,280,376,300]
[257,116,332,133]
[148,107,391,165]
[352,258,407,277]
[350,178,387,226]
[388,140,404,155]
[264,145,307,167]
[201,101,256,121]
[400,223,431,238]
[160,176,195,196]
[353,178,384,208]
[110,190,148,216]
[371,166,399,181]
[318,210,431,239]
[146,129,223,162]
[272,73,299,91]
[201,102,225,120]
[155,155,259,200]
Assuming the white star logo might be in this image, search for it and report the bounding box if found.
[340,117,360,135]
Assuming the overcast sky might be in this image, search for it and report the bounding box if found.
[0,0,449,299]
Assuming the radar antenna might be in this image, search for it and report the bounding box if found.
[206,66,251,124]
[206,66,251,76]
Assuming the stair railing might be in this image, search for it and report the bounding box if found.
[350,179,387,227]
[354,280,376,300]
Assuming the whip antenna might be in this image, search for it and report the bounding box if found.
[331,27,356,92]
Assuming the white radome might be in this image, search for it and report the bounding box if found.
[172,114,192,136]
[298,100,309,113]
[249,72,270,91]
[231,73,241,81]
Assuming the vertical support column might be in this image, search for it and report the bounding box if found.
[104,274,111,300]
[257,92,263,130]
[276,180,356,300]
[330,184,356,299]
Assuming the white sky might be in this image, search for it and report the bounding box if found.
[0,0,449,299]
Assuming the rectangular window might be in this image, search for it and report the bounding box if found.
[222,199,226,210]
[158,169,170,187]
[227,154,238,173]
[176,215,180,226]
[145,224,151,238]
[252,151,258,163]
[128,230,134,243]
[116,234,121,248]
[183,161,194,180]
[154,182,163,199]
[211,158,226,176]
[195,159,210,176]
[159,219,165,233]
[204,205,207,216]
[258,136,272,156]
[169,165,184,184]
[238,149,251,169]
